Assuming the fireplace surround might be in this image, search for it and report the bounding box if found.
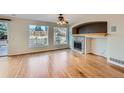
[74,41,82,51]
[72,36,85,53]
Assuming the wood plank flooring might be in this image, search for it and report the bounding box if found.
[0,49,124,78]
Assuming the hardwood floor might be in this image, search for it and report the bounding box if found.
[0,49,124,78]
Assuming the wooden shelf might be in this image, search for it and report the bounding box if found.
[72,33,107,38]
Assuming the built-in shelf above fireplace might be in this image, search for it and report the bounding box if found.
[72,21,107,34]
[72,21,107,38]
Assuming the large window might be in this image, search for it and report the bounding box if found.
[29,25,49,48]
[54,27,68,45]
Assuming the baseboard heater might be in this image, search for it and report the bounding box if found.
[110,57,124,67]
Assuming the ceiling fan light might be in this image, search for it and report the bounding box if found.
[57,14,68,25]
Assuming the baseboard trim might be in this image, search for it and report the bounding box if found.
[8,47,70,56]
[86,53,107,59]
[109,62,124,73]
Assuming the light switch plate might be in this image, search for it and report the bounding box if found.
[111,26,117,32]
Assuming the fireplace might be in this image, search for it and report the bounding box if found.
[74,41,82,51]
[72,36,85,53]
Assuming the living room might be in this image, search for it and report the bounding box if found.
[0,14,124,78]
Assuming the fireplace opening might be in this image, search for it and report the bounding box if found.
[74,41,82,51]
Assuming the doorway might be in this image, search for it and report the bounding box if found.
[0,22,8,57]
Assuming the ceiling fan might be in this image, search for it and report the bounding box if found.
[57,14,69,25]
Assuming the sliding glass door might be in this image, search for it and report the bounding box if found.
[0,22,8,56]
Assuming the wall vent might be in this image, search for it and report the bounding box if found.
[110,57,124,66]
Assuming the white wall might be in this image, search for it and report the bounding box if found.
[0,16,69,55]
[107,15,124,63]
[91,38,107,57]
[70,14,124,67]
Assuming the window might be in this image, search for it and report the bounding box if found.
[54,27,68,45]
[29,25,49,48]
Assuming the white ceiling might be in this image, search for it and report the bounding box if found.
[0,14,88,25]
